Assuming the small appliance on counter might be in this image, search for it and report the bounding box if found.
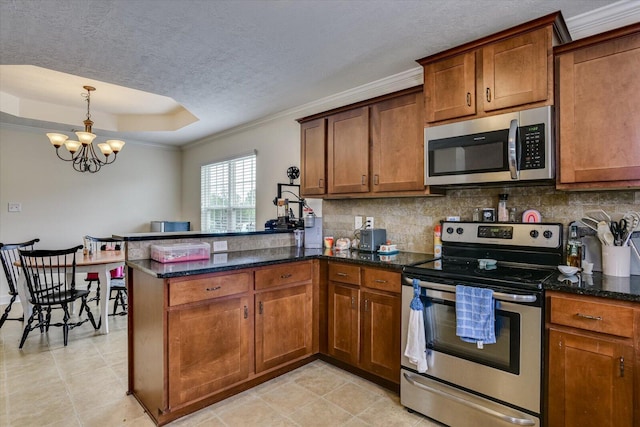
[359,229,387,252]
[304,216,323,249]
[150,221,191,232]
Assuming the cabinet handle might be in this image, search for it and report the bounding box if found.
[575,313,602,321]
[259,301,263,315]
[361,175,367,185]
[620,357,625,377]
[373,175,379,185]
[351,296,355,308]
[318,178,323,188]
[280,273,292,279]
[244,305,248,319]
[336,272,348,277]
[486,88,491,102]
[374,279,387,283]
[466,92,471,106]
[364,299,369,312]
[206,286,222,292]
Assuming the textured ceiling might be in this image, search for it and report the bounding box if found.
[0,0,628,147]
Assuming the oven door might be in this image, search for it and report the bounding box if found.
[400,280,542,416]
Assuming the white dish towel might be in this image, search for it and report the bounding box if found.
[404,279,428,372]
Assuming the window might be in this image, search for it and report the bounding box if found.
[201,153,256,233]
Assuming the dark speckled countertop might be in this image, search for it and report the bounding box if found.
[127,246,435,279]
[544,272,640,303]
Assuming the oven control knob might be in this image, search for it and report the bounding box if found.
[456,227,464,235]
[543,230,553,239]
[530,230,539,238]
[446,227,454,234]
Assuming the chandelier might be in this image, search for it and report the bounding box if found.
[46,86,125,173]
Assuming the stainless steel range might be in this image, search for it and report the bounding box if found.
[401,221,564,427]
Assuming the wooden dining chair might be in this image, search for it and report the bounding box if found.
[0,238,40,328]
[18,245,100,348]
[83,236,127,316]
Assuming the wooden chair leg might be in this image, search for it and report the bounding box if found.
[81,297,100,330]
[61,304,70,346]
[19,309,37,349]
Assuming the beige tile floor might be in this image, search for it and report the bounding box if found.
[0,300,443,427]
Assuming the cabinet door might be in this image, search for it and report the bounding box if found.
[557,30,640,187]
[483,27,549,112]
[300,118,326,196]
[361,290,401,383]
[371,91,424,192]
[424,51,476,122]
[327,282,360,364]
[327,107,370,194]
[547,328,634,427]
[168,295,251,407]
[255,284,313,373]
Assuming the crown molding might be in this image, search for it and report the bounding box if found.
[566,0,640,40]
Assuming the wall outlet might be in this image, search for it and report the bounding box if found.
[8,202,21,212]
[354,216,363,230]
[366,216,374,229]
[213,240,228,252]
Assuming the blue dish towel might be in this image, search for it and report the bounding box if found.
[455,285,496,345]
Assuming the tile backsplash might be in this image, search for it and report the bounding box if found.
[322,185,640,254]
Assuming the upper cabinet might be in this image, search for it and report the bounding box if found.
[300,118,327,196]
[555,24,640,190]
[419,12,569,125]
[298,87,437,199]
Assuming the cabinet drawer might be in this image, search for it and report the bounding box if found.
[362,268,400,293]
[549,294,634,338]
[255,262,312,290]
[169,272,252,306]
[328,262,361,285]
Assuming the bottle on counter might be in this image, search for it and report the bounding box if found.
[434,224,442,257]
[498,194,509,222]
[566,224,582,267]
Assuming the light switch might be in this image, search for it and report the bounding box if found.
[8,202,21,212]
[213,241,228,252]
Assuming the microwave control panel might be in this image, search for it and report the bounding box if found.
[520,123,545,170]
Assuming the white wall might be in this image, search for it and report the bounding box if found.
[0,125,182,300]
[181,115,306,231]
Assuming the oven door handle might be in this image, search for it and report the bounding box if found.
[404,278,537,303]
[403,372,536,426]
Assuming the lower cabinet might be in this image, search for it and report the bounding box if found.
[255,283,314,373]
[546,291,638,427]
[168,294,251,407]
[327,262,401,384]
[129,260,318,426]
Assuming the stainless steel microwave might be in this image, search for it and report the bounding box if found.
[425,106,554,186]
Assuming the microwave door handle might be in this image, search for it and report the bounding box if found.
[508,119,519,180]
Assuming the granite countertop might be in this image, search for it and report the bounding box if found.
[114,229,292,241]
[127,246,435,279]
[544,272,640,303]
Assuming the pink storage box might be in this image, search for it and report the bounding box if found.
[151,242,211,263]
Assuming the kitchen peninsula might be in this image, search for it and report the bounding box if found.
[119,230,432,426]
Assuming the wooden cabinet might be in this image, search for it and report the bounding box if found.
[255,262,314,372]
[327,107,370,194]
[168,293,251,407]
[129,260,318,426]
[326,262,401,383]
[555,24,640,190]
[419,12,566,124]
[300,118,327,196]
[299,87,433,199]
[546,291,638,427]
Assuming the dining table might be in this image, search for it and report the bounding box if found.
[15,249,125,335]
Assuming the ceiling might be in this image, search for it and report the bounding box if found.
[0,0,631,147]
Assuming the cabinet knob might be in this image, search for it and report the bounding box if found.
[280,273,292,279]
[486,88,492,102]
